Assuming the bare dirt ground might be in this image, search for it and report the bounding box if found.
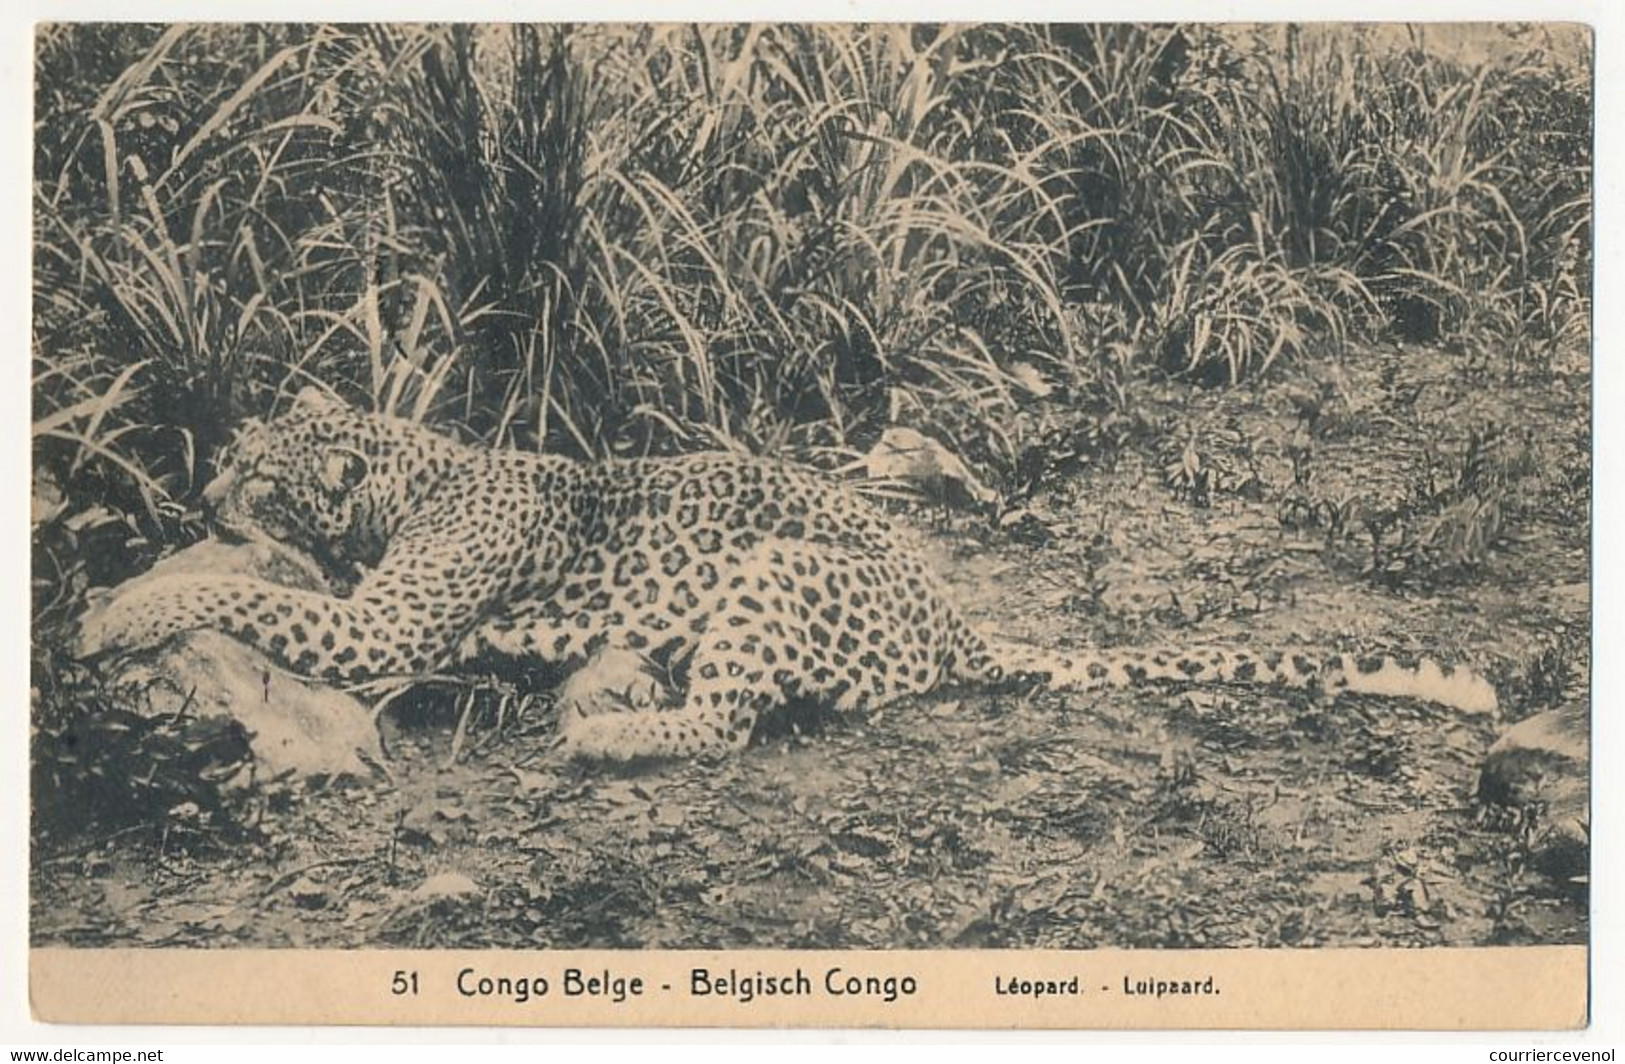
[31,344,1589,950]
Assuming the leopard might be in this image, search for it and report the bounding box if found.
[76,388,1499,761]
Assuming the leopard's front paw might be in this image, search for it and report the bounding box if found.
[73,601,127,659]
[73,590,180,660]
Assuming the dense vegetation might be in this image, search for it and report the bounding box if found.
[31,24,1591,929]
[33,24,1589,574]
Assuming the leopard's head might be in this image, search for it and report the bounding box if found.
[204,388,418,568]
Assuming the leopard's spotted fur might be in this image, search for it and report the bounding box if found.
[77,389,1497,761]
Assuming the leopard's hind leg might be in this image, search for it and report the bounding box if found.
[559,539,972,761]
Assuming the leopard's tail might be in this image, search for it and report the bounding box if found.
[945,624,1498,717]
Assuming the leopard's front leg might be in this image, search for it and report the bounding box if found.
[77,524,513,683]
[77,576,440,680]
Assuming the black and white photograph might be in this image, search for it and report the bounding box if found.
[29,21,1590,980]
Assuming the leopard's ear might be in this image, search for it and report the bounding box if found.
[292,386,344,412]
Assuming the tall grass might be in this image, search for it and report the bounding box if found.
[33,22,1591,591]
[1185,25,1590,369]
